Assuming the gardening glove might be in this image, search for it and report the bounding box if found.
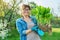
[31,26,44,36]
[37,29,44,36]
[31,26,38,31]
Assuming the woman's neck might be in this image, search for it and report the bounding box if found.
[23,16,30,19]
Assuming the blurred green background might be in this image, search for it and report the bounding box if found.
[0,0,60,40]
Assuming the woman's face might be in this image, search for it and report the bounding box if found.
[21,7,30,16]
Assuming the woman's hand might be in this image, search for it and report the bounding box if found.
[23,29,32,35]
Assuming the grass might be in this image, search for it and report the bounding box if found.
[0,28,60,40]
[41,32,60,40]
[52,28,60,32]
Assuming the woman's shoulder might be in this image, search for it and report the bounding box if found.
[16,18,22,23]
[30,16,37,20]
[30,16,36,19]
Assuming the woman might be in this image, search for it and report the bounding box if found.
[16,4,42,40]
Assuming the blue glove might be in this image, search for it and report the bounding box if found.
[31,26,44,36]
[37,29,44,36]
[31,26,38,31]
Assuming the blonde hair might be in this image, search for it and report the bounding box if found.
[20,4,31,10]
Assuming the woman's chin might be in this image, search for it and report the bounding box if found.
[24,14,29,16]
[25,15,29,16]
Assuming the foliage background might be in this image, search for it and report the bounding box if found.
[0,0,60,40]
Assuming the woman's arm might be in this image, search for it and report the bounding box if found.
[24,25,39,35]
[23,29,32,35]
[16,20,32,35]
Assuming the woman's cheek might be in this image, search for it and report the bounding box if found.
[24,12,29,15]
